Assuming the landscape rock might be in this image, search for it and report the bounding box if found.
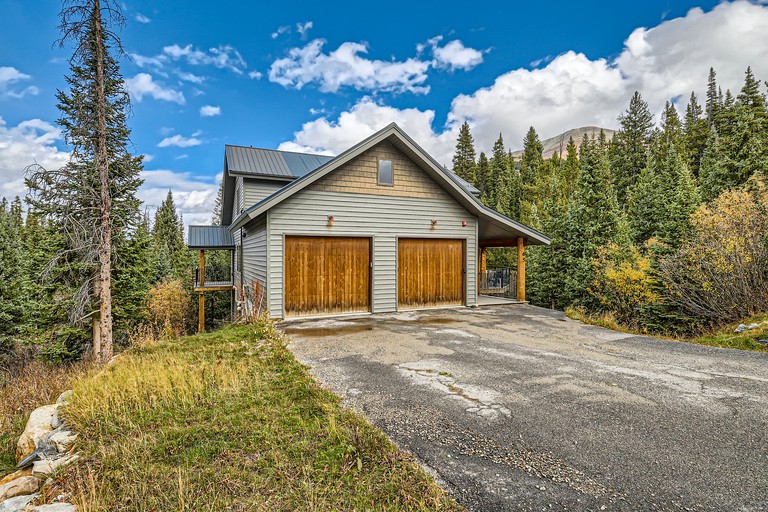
[747,323,761,330]
[0,470,31,487]
[734,324,747,333]
[16,438,58,469]
[0,476,40,501]
[55,391,72,406]
[31,454,78,477]
[16,405,59,463]
[0,493,39,512]
[47,431,76,454]
[30,504,76,512]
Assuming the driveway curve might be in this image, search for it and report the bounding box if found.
[285,305,768,511]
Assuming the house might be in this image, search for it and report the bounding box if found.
[188,123,550,326]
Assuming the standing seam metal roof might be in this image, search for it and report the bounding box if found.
[225,145,333,178]
[188,225,235,249]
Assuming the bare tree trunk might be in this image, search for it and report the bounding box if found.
[92,0,113,363]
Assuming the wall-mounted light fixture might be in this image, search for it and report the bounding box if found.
[327,214,335,226]
[461,220,467,227]
[431,219,438,229]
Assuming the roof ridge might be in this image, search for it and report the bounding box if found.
[225,144,335,158]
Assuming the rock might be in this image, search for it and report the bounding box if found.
[16,438,58,469]
[0,493,39,512]
[0,470,31,487]
[734,324,747,333]
[55,391,72,405]
[30,505,76,512]
[16,405,59,463]
[0,476,40,501]
[31,454,78,477]
[47,431,76,454]
[747,323,761,330]
[49,410,61,430]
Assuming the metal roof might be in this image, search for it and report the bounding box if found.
[188,225,235,249]
[225,145,333,179]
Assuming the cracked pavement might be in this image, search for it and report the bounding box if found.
[283,305,768,511]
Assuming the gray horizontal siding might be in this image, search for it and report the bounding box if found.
[243,215,267,289]
[243,179,285,209]
[267,189,478,318]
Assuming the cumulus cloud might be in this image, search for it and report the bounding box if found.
[269,39,432,94]
[199,105,221,117]
[0,116,69,198]
[162,44,247,74]
[0,67,40,100]
[425,36,485,71]
[125,73,185,104]
[248,70,263,80]
[157,134,202,148]
[283,1,768,162]
[138,170,220,229]
[135,13,151,23]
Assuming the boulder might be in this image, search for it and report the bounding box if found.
[734,324,747,333]
[0,476,40,501]
[747,323,761,330]
[0,470,31,487]
[31,454,78,477]
[55,391,72,406]
[16,405,59,463]
[0,494,39,512]
[30,505,76,512]
[47,431,77,454]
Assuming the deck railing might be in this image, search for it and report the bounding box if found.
[196,265,233,288]
[478,267,517,299]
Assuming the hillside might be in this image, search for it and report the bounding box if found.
[511,126,617,160]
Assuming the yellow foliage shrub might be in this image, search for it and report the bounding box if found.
[146,279,193,338]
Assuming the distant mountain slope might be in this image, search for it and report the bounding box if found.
[511,126,617,160]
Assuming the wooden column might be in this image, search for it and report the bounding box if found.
[516,237,526,302]
[480,247,487,274]
[199,250,205,286]
[198,293,205,334]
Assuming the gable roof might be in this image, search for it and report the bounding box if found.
[188,225,235,249]
[225,145,334,179]
[229,123,551,245]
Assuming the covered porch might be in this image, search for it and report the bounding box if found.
[476,209,550,304]
[187,225,235,333]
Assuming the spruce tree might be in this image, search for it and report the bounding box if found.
[487,134,507,209]
[112,213,153,341]
[609,91,654,206]
[683,92,708,177]
[451,121,477,184]
[0,201,24,349]
[152,191,189,280]
[26,0,143,362]
[519,126,545,223]
[705,67,720,128]
[475,152,490,202]
[560,137,580,198]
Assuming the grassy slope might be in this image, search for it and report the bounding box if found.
[566,308,768,352]
[54,323,463,511]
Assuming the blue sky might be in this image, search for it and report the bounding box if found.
[1,0,767,226]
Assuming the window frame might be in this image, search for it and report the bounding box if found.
[377,158,394,186]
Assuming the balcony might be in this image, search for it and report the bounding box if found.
[195,265,234,292]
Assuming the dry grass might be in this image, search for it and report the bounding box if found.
[0,354,91,474]
[51,322,463,511]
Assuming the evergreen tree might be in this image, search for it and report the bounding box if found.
[683,92,708,177]
[705,67,720,127]
[609,91,654,206]
[211,179,225,225]
[560,137,580,198]
[112,213,153,342]
[451,121,477,184]
[475,152,491,202]
[518,126,545,222]
[0,202,24,349]
[26,0,143,362]
[487,134,507,209]
[152,191,189,280]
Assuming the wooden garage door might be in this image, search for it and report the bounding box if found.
[398,238,464,308]
[285,236,370,316]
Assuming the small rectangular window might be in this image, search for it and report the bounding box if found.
[378,159,393,185]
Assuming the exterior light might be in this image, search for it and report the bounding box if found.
[431,219,438,228]
[327,214,335,226]
[461,220,467,227]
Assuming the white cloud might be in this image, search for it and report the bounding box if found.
[281,1,768,162]
[199,105,221,117]
[138,170,220,229]
[177,71,205,84]
[0,67,40,100]
[135,13,151,23]
[269,39,431,94]
[125,73,185,104]
[271,25,290,39]
[0,116,70,198]
[141,154,154,163]
[430,38,485,71]
[157,134,202,148]
[297,21,313,39]
[248,70,263,80]
[162,44,247,74]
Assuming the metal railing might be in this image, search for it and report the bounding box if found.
[196,265,233,287]
[478,267,517,299]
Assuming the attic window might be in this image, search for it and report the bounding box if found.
[378,159,393,186]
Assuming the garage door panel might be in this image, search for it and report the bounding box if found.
[285,237,370,316]
[398,238,464,308]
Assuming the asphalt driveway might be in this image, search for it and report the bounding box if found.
[284,305,768,511]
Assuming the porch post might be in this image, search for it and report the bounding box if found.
[199,249,205,286]
[198,293,205,333]
[516,237,526,302]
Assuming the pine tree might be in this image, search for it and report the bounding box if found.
[112,213,153,341]
[451,121,477,184]
[0,201,24,349]
[487,134,507,209]
[683,92,708,177]
[705,67,720,128]
[560,137,579,198]
[609,91,654,206]
[211,179,225,225]
[152,191,189,280]
[475,152,490,201]
[26,0,143,362]
[518,126,545,223]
